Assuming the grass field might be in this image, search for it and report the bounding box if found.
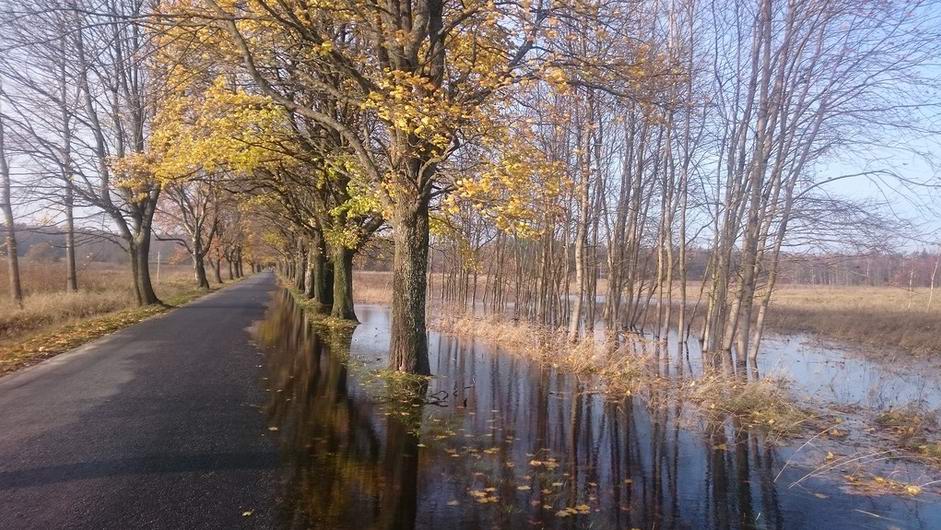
[766,285,941,357]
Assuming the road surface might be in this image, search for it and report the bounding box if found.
[0,272,284,529]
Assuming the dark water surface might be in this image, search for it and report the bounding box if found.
[254,290,941,529]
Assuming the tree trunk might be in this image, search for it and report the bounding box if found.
[64,184,78,292]
[213,257,223,284]
[331,246,357,321]
[304,245,317,298]
[0,111,22,308]
[567,139,590,342]
[295,244,307,292]
[388,199,431,374]
[928,254,939,311]
[131,236,160,305]
[307,237,332,312]
[1,209,22,309]
[193,253,210,290]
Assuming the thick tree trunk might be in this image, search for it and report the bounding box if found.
[130,236,160,305]
[331,246,357,321]
[193,253,210,290]
[213,257,223,284]
[388,199,431,374]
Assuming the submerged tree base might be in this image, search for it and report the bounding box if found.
[281,278,359,331]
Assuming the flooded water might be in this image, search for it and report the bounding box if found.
[255,290,941,529]
[750,335,941,411]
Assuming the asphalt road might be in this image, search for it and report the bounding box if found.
[0,272,283,529]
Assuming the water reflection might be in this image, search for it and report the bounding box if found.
[255,290,941,529]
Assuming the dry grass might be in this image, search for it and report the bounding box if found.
[0,261,162,295]
[0,261,235,375]
[872,404,941,466]
[0,290,131,341]
[767,285,941,356]
[352,271,395,304]
[875,404,938,442]
[685,375,812,436]
[431,311,648,394]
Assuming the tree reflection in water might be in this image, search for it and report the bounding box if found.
[254,290,941,529]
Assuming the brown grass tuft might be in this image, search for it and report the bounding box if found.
[686,375,812,436]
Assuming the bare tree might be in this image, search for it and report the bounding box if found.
[0,90,23,307]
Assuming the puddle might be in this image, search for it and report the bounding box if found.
[255,290,941,529]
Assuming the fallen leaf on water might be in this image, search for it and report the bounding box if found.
[242,511,253,517]
[268,426,279,431]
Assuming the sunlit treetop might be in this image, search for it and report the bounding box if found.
[156,0,666,223]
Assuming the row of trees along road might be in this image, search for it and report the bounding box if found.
[2,0,940,375]
[0,0,270,306]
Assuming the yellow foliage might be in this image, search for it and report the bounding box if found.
[149,77,287,183]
